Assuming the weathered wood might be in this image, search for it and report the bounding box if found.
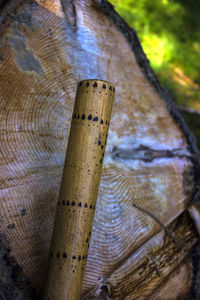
[0,0,199,299]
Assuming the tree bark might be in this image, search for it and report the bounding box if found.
[0,0,200,299]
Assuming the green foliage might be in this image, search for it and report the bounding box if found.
[110,0,200,147]
[181,111,200,147]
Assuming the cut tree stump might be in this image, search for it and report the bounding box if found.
[0,0,200,299]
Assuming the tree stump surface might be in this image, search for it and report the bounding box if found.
[0,0,200,299]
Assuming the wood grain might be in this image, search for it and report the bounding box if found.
[0,0,198,299]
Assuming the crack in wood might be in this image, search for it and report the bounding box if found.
[112,145,192,162]
[61,0,77,27]
[132,202,182,251]
[83,212,198,299]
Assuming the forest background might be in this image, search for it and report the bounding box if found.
[110,0,200,147]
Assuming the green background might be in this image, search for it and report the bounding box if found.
[110,0,200,147]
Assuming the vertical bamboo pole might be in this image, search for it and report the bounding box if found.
[43,79,115,300]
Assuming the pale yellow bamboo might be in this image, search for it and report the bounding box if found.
[43,79,115,300]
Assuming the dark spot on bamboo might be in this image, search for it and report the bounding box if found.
[106,120,108,125]
[86,82,89,86]
[21,208,27,216]
[101,145,104,150]
[66,200,70,206]
[79,82,82,86]
[72,255,76,260]
[100,119,103,124]
[71,201,75,206]
[63,252,67,258]
[83,255,85,260]
[98,140,101,145]
[109,86,112,90]
[7,223,15,229]
[58,201,60,206]
[88,114,92,120]
[81,114,85,120]
[57,252,60,258]
[94,205,95,210]
[73,113,76,118]
[100,159,102,164]
[84,203,88,208]
[78,255,81,261]
[86,238,89,243]
[93,116,98,122]
[102,153,104,157]
[102,84,106,89]
[89,232,91,236]
[90,204,93,209]
[62,200,65,205]
[78,202,82,207]
[77,114,80,119]
[93,82,97,87]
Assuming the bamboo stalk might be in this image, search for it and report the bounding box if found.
[43,79,115,300]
